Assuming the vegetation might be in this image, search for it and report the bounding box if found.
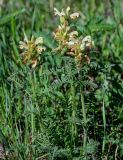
[0,0,123,159]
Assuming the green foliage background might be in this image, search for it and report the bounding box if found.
[0,0,123,159]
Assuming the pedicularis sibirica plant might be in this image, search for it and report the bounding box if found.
[18,7,95,159]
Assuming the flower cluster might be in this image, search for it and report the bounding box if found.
[19,7,94,68]
[19,36,46,68]
[53,7,94,66]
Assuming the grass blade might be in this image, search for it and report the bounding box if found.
[0,8,25,26]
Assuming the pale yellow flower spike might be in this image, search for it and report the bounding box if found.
[19,36,45,68]
[53,6,94,66]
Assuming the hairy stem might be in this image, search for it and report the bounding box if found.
[80,88,87,153]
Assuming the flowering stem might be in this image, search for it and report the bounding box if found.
[71,83,77,144]
[77,65,87,156]
[80,86,87,156]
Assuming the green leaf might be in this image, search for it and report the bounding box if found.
[86,139,99,154]
[120,143,123,156]
[55,91,65,99]
[0,8,25,26]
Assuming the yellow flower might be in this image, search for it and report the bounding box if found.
[82,36,91,43]
[80,36,94,51]
[67,40,75,46]
[31,59,38,68]
[80,43,85,51]
[68,31,78,40]
[66,6,70,15]
[54,7,71,17]
[19,41,28,50]
[36,46,46,53]
[54,8,65,17]
[70,12,79,19]
[35,37,43,45]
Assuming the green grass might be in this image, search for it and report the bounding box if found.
[0,0,123,159]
